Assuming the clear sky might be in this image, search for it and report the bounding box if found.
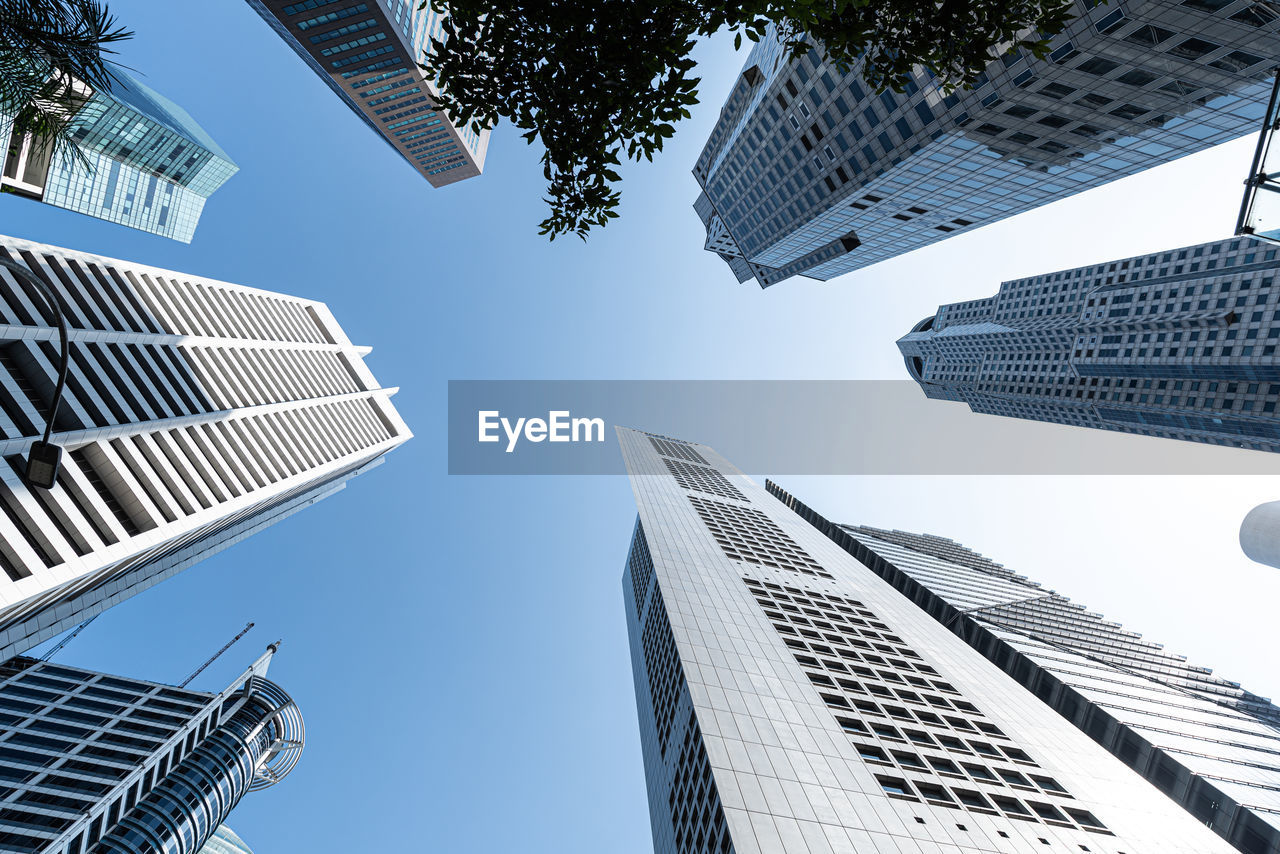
[5,3,1280,852]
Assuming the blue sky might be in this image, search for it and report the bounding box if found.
[5,3,1280,852]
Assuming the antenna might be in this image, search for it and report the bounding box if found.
[39,615,98,661]
[180,622,255,688]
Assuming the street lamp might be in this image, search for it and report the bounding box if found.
[0,256,70,489]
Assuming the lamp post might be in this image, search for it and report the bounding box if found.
[0,256,70,489]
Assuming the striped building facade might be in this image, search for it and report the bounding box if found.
[0,234,410,661]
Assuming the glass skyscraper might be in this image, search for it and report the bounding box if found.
[619,428,1248,854]
[245,0,489,186]
[770,481,1280,854]
[694,1,1277,287]
[0,233,411,661]
[0,644,302,854]
[898,236,1280,451]
[1,72,237,243]
[196,826,253,854]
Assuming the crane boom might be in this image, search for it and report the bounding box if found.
[39,615,99,661]
[180,622,255,687]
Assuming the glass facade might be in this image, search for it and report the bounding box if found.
[0,73,237,243]
[772,482,1280,854]
[898,236,1280,452]
[0,647,302,854]
[695,1,1278,287]
[244,0,489,187]
[196,826,253,854]
[619,428,1244,853]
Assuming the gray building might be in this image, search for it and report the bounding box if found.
[770,481,1280,854]
[898,236,1280,452]
[1,72,237,242]
[0,644,302,854]
[695,1,1277,287]
[0,233,410,661]
[245,0,488,186]
[620,428,1248,854]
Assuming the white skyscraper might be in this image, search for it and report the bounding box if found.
[771,483,1280,854]
[620,428,1244,854]
[0,234,410,660]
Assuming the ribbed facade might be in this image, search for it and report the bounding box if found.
[1,73,237,242]
[898,236,1280,451]
[0,646,302,854]
[694,1,1276,287]
[194,826,252,854]
[244,0,488,186]
[770,481,1280,854]
[620,428,1241,854]
[0,234,410,661]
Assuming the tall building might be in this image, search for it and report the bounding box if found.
[1,72,237,242]
[197,826,253,854]
[244,0,489,186]
[694,2,1277,287]
[0,644,302,854]
[619,428,1245,854]
[0,233,411,661]
[898,236,1280,452]
[770,482,1280,854]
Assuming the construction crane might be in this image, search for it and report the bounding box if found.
[39,615,98,661]
[180,622,255,688]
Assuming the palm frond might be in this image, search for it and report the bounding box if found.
[0,0,133,163]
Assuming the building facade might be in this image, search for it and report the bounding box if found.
[1,72,237,243]
[244,0,489,186]
[898,236,1280,451]
[0,644,302,854]
[620,428,1243,854]
[770,481,1280,854]
[695,1,1277,287]
[196,826,253,854]
[0,233,410,661]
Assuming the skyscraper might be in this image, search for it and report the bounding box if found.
[620,428,1243,854]
[694,2,1277,287]
[245,0,489,186]
[0,233,411,661]
[898,236,1280,452]
[770,481,1280,854]
[1,72,237,242]
[0,644,302,854]
[197,826,254,854]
